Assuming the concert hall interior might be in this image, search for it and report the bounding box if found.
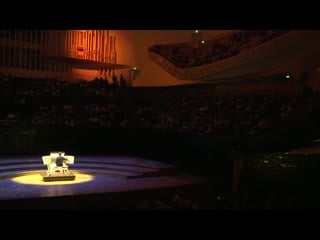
[1,27,320,211]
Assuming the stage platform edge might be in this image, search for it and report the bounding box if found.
[41,173,76,181]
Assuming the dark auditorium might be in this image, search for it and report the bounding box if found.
[1,29,320,210]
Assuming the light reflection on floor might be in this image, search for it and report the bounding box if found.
[0,155,205,201]
[11,172,93,185]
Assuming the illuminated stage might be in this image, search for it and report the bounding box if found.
[0,155,205,209]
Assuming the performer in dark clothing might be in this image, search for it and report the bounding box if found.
[56,152,66,166]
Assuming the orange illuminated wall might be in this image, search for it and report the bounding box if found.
[0,29,235,85]
[63,30,117,64]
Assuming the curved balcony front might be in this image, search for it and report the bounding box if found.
[148,30,320,82]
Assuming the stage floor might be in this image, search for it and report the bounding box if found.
[0,155,205,203]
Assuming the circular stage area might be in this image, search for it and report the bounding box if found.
[0,155,206,209]
[12,172,93,185]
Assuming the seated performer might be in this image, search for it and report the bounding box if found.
[56,152,67,167]
[42,152,75,176]
[41,151,75,181]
